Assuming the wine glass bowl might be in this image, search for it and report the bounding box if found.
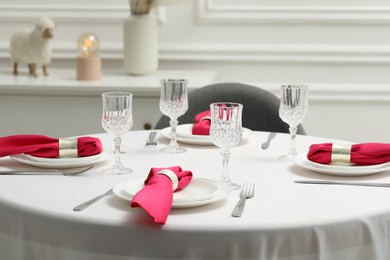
[279,85,308,160]
[102,92,133,174]
[159,79,188,153]
[210,102,243,190]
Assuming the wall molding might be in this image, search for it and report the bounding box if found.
[195,0,390,24]
[255,83,390,102]
[0,4,165,23]
[157,44,390,64]
[2,42,390,64]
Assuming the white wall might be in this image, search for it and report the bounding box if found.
[1,0,390,142]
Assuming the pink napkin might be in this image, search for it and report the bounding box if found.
[308,143,390,165]
[0,134,102,158]
[192,110,211,135]
[130,166,193,224]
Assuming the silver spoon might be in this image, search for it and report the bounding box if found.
[0,165,94,176]
[261,132,277,150]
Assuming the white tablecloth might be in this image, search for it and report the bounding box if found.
[0,130,390,260]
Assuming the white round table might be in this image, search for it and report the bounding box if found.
[0,130,389,260]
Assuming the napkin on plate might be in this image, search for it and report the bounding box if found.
[192,110,211,135]
[130,166,193,224]
[308,142,390,165]
[0,134,102,158]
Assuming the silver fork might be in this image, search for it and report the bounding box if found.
[145,131,157,146]
[232,182,255,217]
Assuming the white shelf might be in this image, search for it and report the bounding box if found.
[0,68,217,136]
[0,69,217,97]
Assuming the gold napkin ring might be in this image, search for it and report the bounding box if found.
[59,138,78,158]
[331,144,352,164]
[157,169,179,191]
[199,116,211,122]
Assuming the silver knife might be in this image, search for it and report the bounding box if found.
[295,180,390,188]
[0,171,61,175]
[73,188,114,211]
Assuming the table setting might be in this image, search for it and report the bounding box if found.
[2,82,390,259]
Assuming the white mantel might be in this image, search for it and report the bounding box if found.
[0,69,216,97]
[0,69,216,137]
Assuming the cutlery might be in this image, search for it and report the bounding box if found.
[73,188,114,211]
[295,180,390,188]
[261,132,277,150]
[0,165,94,176]
[145,131,158,146]
[232,182,255,217]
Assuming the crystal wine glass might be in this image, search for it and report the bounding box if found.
[102,92,133,174]
[279,85,309,160]
[159,79,188,153]
[210,102,243,190]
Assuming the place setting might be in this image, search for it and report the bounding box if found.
[0,92,131,173]
[158,79,253,148]
[294,142,390,187]
[74,165,233,224]
[274,84,390,186]
[72,80,252,225]
[0,91,132,174]
[0,134,111,173]
[112,176,232,209]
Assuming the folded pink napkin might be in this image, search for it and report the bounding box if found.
[130,166,193,224]
[0,134,102,158]
[308,143,390,165]
[192,110,211,135]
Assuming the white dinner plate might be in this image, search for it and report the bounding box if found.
[294,153,390,176]
[10,149,112,169]
[113,178,232,208]
[176,124,210,140]
[160,124,251,146]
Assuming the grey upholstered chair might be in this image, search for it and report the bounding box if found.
[154,82,306,134]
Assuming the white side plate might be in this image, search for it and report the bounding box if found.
[113,178,232,208]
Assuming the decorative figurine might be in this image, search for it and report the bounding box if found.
[10,17,55,78]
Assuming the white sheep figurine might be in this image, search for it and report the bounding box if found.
[10,17,55,78]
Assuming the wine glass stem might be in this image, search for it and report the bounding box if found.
[221,149,232,184]
[169,118,179,148]
[114,136,123,167]
[289,126,298,156]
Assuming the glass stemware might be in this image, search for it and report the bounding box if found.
[210,102,243,190]
[279,85,309,160]
[159,79,189,153]
[102,92,133,174]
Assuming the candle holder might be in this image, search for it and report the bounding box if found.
[76,32,101,81]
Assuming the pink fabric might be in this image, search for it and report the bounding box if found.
[308,143,390,165]
[130,166,193,224]
[0,135,102,158]
[192,110,211,135]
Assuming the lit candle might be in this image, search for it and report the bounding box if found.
[76,32,101,81]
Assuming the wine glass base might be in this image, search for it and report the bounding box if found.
[221,180,241,190]
[160,146,187,153]
[104,166,133,175]
[278,153,296,161]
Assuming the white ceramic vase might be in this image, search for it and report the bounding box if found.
[123,15,158,75]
